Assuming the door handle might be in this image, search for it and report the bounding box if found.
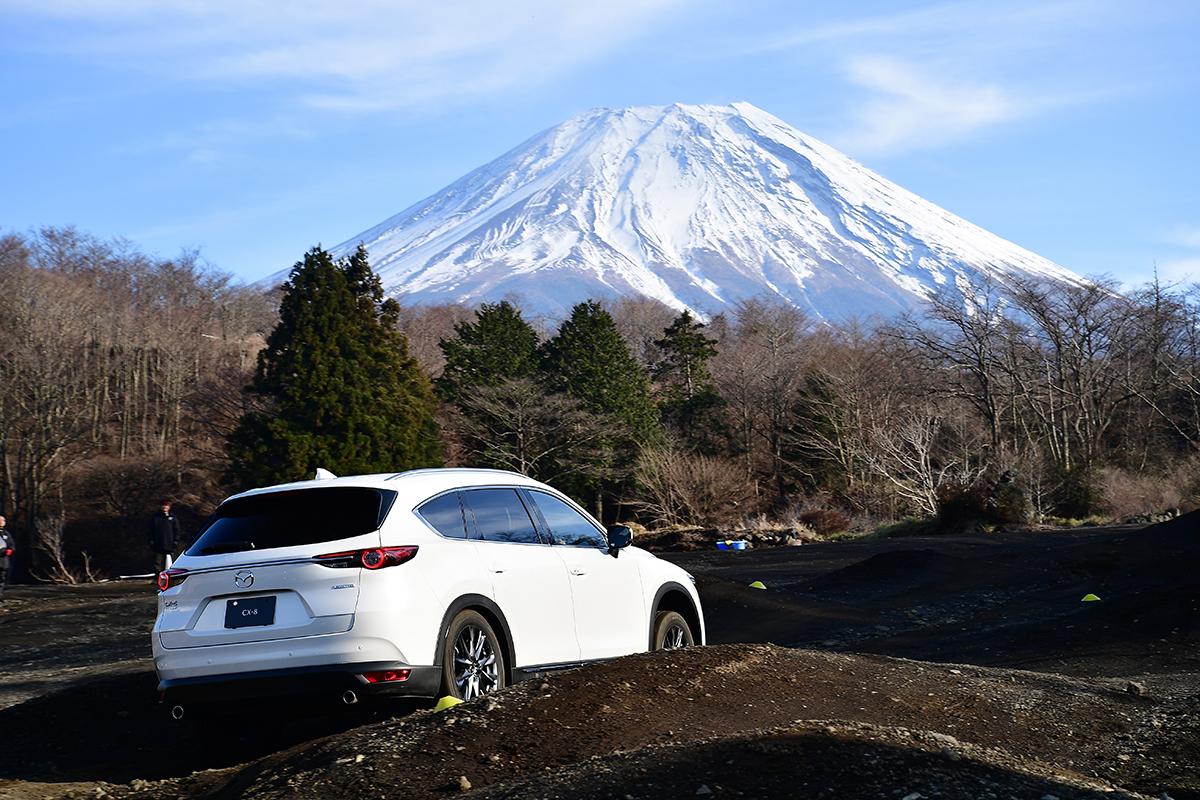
[570,568,586,576]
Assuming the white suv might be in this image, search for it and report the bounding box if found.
[152,468,703,714]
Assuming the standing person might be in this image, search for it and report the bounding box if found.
[149,500,181,574]
[0,514,14,600]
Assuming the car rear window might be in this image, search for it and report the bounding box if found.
[187,487,397,556]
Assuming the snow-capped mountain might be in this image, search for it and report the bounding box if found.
[315,102,1083,319]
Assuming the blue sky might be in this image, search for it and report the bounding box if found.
[2,0,1197,287]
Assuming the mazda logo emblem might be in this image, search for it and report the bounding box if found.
[234,570,254,589]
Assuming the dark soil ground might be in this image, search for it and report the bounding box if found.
[0,515,1196,799]
[0,583,155,709]
[670,517,1200,677]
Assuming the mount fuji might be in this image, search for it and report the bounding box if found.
[311,102,1083,320]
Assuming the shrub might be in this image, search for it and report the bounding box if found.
[935,469,1032,531]
[798,508,851,536]
[69,456,181,521]
[1097,466,1186,521]
[634,446,754,526]
[1052,467,1101,519]
[987,469,1033,524]
[935,481,991,531]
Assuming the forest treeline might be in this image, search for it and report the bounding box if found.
[2,227,1199,579]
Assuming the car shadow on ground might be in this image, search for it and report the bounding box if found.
[0,669,422,784]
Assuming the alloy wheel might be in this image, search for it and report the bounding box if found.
[452,624,500,700]
[662,622,688,649]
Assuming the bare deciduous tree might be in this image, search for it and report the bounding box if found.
[31,516,102,584]
[633,444,752,526]
[452,377,613,484]
[0,228,273,578]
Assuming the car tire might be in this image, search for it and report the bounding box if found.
[652,610,695,650]
[441,609,506,701]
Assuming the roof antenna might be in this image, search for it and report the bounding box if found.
[314,468,337,481]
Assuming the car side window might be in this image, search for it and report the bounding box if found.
[528,491,607,548]
[462,488,542,544]
[416,492,468,539]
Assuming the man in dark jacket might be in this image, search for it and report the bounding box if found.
[149,500,182,573]
[0,514,14,600]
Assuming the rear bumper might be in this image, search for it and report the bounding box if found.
[158,662,442,705]
[153,630,408,683]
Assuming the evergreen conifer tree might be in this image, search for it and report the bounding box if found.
[653,310,725,451]
[227,246,440,487]
[436,301,540,402]
[542,301,660,437]
[541,300,660,516]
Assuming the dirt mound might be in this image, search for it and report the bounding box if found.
[862,520,1200,675]
[101,644,1194,800]
[1134,508,1200,541]
[474,723,1142,799]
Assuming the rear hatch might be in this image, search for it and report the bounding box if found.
[156,486,397,649]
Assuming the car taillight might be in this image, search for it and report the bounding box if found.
[361,546,419,569]
[157,568,188,592]
[314,550,358,568]
[314,546,418,569]
[360,669,410,683]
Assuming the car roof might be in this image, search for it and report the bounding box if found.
[226,467,548,506]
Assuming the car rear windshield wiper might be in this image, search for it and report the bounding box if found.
[196,540,256,555]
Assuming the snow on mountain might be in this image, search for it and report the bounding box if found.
[310,102,1084,320]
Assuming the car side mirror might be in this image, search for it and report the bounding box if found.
[606,525,633,557]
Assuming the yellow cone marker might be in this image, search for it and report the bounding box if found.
[1081,593,1101,602]
[434,695,464,711]
[749,580,767,589]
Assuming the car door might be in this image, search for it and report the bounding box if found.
[461,488,581,668]
[524,489,647,661]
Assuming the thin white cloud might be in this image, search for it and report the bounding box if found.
[2,0,684,113]
[837,57,1022,153]
[749,0,1094,56]
[743,0,1142,154]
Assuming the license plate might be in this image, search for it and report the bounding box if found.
[224,596,276,629]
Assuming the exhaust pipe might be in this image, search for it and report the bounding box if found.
[170,705,186,721]
[342,690,359,706]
